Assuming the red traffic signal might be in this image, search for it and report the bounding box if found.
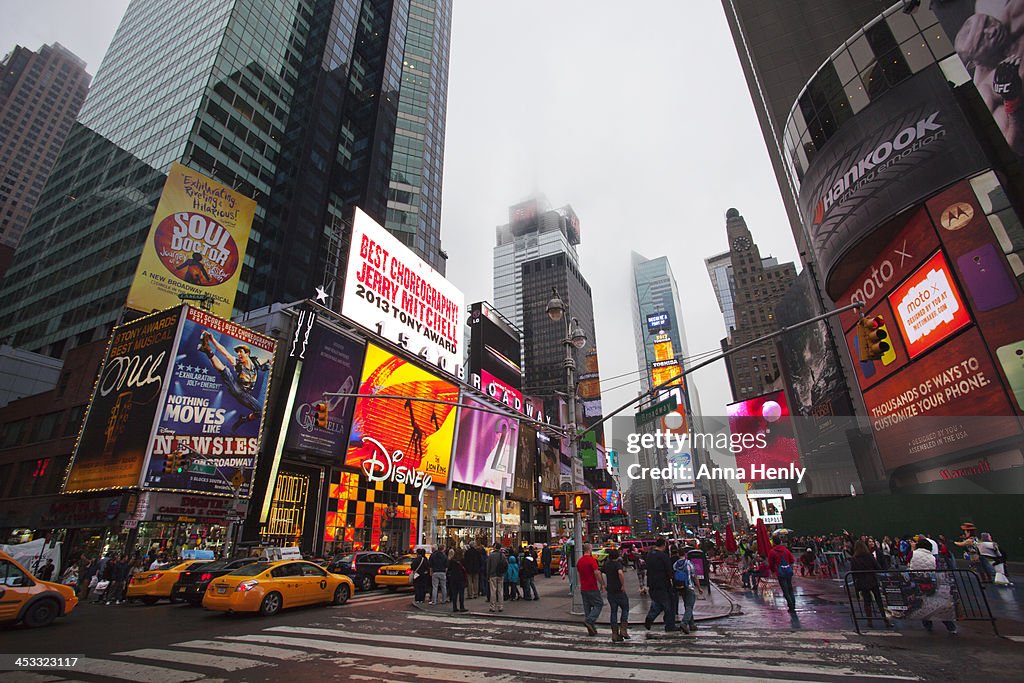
[315,402,329,428]
[857,315,890,361]
[552,494,568,513]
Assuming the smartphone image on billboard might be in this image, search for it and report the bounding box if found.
[996,340,1024,411]
[956,243,1019,312]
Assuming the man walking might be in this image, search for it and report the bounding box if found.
[644,538,680,632]
[768,537,797,613]
[673,546,703,634]
[429,545,449,605]
[577,543,605,636]
[486,542,507,613]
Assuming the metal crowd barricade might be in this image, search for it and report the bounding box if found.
[843,569,997,635]
[822,551,846,581]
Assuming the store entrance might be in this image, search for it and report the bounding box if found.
[380,517,410,557]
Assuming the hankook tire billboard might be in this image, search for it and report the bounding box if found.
[798,66,988,298]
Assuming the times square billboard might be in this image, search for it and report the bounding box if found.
[65,305,277,496]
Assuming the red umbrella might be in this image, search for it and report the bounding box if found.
[725,523,737,553]
[715,530,723,548]
[756,517,771,558]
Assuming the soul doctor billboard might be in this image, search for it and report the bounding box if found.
[126,162,256,318]
[143,307,276,496]
[345,344,458,497]
[342,208,465,380]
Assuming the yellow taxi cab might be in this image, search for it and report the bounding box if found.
[202,559,354,616]
[375,555,416,592]
[0,550,78,628]
[127,560,211,605]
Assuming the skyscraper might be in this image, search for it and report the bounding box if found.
[493,196,581,330]
[0,43,90,276]
[705,250,780,340]
[0,0,452,357]
[721,208,797,401]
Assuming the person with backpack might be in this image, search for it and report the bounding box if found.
[673,546,703,634]
[768,537,797,613]
[486,542,507,613]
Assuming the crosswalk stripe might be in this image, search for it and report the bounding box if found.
[170,639,309,660]
[0,674,64,683]
[221,634,803,682]
[113,648,262,671]
[248,628,914,679]
[56,659,203,683]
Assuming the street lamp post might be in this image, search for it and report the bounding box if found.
[545,287,587,616]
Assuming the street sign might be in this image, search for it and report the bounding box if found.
[635,395,678,426]
[230,469,245,490]
[188,461,217,475]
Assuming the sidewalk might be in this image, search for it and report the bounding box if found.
[413,567,734,625]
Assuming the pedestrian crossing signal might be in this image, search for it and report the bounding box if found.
[857,315,890,361]
[571,492,592,515]
[315,402,329,428]
[552,494,568,513]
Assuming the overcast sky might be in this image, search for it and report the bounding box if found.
[2,1,801,460]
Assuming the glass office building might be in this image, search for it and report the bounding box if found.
[0,0,452,357]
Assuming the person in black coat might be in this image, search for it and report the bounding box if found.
[447,549,468,613]
[463,544,481,599]
[850,540,891,627]
[541,544,553,578]
[411,548,431,604]
[643,538,679,632]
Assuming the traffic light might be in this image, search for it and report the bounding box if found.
[175,453,189,475]
[571,492,592,515]
[857,315,890,361]
[315,402,329,428]
[164,452,179,474]
[552,494,568,513]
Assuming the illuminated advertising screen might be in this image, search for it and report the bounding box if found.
[451,395,519,491]
[64,308,181,492]
[539,435,560,496]
[511,425,537,501]
[727,390,800,483]
[342,208,465,379]
[468,301,522,397]
[283,325,365,458]
[888,251,971,359]
[667,451,695,484]
[345,344,458,491]
[646,311,671,334]
[126,162,256,318]
[596,489,622,514]
[143,307,276,495]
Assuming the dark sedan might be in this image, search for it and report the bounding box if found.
[326,551,394,592]
[170,556,260,605]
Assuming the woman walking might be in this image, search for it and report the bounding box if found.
[411,548,431,604]
[850,540,891,628]
[603,548,629,642]
[448,549,468,612]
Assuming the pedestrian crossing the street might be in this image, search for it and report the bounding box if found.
[0,613,920,683]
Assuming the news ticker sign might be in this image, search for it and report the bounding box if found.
[342,208,465,379]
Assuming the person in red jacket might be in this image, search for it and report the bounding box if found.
[768,537,797,613]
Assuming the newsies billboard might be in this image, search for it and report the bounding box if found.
[798,65,989,297]
[342,208,465,380]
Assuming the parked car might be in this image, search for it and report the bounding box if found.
[0,550,78,628]
[127,560,210,605]
[326,551,395,591]
[171,556,260,605]
[375,555,416,592]
[203,560,353,616]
